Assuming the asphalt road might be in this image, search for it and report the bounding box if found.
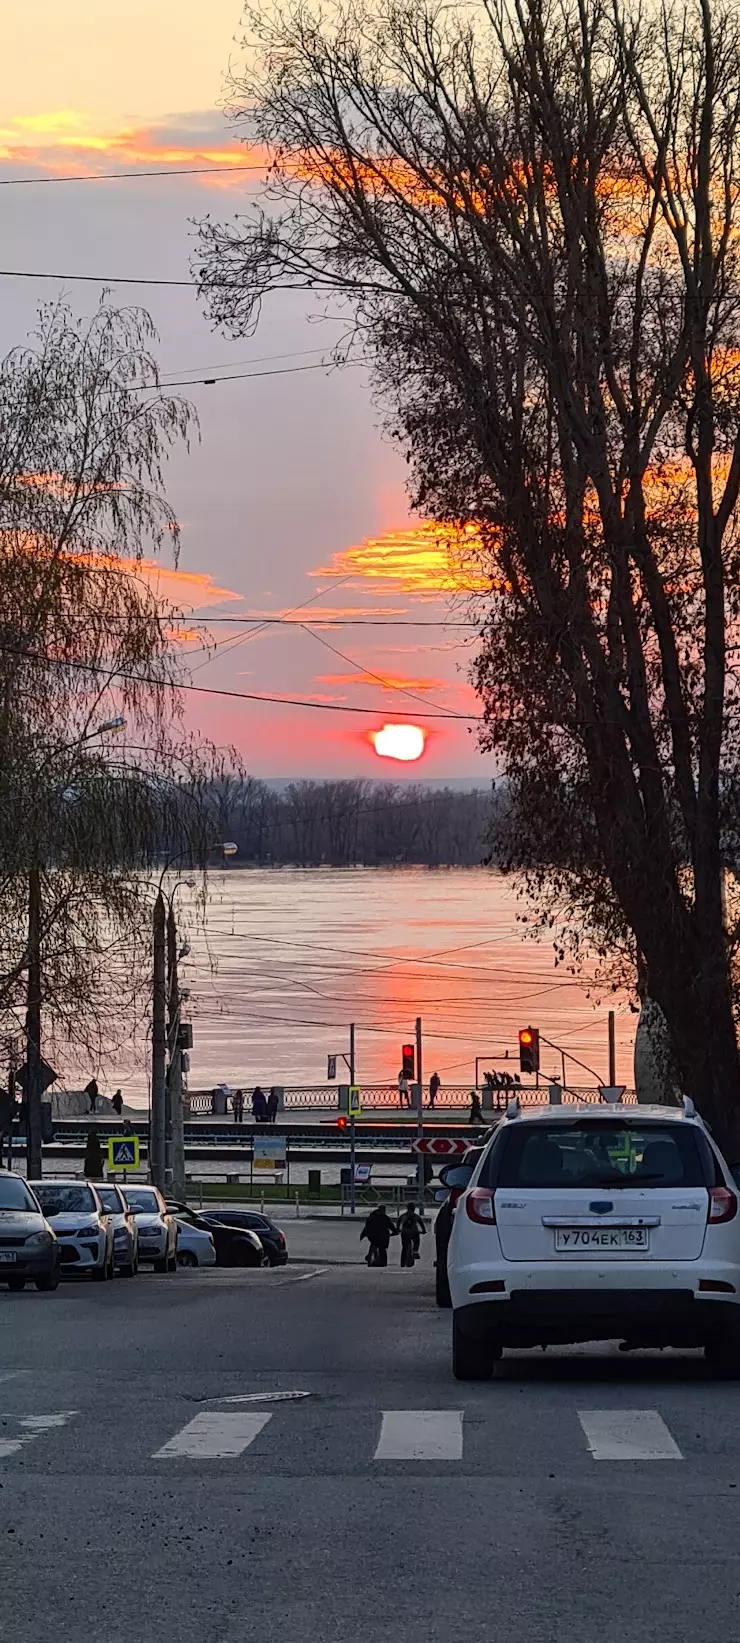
[2,1255,740,1643]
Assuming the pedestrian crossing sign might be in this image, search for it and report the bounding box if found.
[108,1135,140,1171]
[348,1086,361,1118]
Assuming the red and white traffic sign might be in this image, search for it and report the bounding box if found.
[412,1136,470,1156]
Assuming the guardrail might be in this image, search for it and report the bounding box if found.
[186,1083,637,1115]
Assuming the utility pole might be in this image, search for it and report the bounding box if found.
[415,1015,424,1214]
[349,1022,356,1218]
[26,863,43,1180]
[167,903,186,1201]
[151,891,166,1191]
[608,1010,616,1087]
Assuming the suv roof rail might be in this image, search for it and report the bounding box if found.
[683,1095,696,1117]
[505,1095,521,1119]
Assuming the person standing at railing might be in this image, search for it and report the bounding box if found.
[398,1069,409,1108]
[428,1071,440,1109]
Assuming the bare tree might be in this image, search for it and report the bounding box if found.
[0,301,218,1170]
[198,0,740,1153]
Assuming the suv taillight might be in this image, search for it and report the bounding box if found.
[465,1188,496,1225]
[708,1187,738,1224]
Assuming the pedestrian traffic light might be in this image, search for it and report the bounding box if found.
[336,1115,348,1130]
[518,1027,540,1075]
[402,1043,415,1079]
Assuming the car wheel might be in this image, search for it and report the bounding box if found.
[7,1276,25,1292]
[435,1261,452,1309]
[452,1316,500,1381]
[34,1269,60,1292]
[177,1250,197,1268]
[153,1256,168,1273]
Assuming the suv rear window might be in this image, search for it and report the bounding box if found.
[488,1121,715,1190]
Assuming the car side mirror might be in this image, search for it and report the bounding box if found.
[438,1164,474,1190]
[434,1188,448,1204]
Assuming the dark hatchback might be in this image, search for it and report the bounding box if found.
[0,1174,60,1292]
[166,1203,269,1268]
[198,1209,288,1266]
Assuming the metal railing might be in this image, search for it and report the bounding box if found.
[186,1082,636,1115]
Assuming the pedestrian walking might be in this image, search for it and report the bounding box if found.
[233,1088,245,1123]
[360,1205,397,1267]
[252,1085,267,1122]
[398,1202,426,1267]
[111,1089,123,1117]
[398,1069,409,1108]
[267,1088,278,1123]
[468,1089,484,1125]
[428,1071,440,1109]
[84,1077,99,1114]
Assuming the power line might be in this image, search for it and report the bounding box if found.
[300,620,464,718]
[0,163,268,187]
[0,641,482,719]
[0,267,195,288]
[133,361,355,389]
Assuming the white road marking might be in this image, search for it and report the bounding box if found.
[153,1411,272,1459]
[578,1409,683,1461]
[217,1390,311,1404]
[0,1410,77,1461]
[288,1268,327,1283]
[374,1410,464,1462]
[0,1372,26,1386]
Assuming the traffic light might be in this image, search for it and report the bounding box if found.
[518,1026,540,1074]
[402,1043,415,1079]
[337,1115,348,1130]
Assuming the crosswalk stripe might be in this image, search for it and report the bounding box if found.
[578,1409,683,1461]
[153,1411,272,1460]
[374,1410,464,1461]
[0,1411,76,1461]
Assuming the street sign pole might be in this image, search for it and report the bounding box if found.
[349,1022,356,1218]
[415,1015,424,1215]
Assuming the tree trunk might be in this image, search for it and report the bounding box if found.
[646,937,740,1162]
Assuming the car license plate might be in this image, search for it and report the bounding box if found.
[554,1227,649,1251]
[0,1251,17,1262]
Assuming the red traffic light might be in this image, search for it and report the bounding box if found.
[337,1115,348,1130]
[401,1043,415,1079]
[518,1026,540,1074]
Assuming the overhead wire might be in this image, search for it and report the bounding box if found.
[0,163,270,187]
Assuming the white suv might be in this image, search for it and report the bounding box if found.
[447,1098,740,1379]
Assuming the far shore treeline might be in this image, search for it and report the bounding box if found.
[202,777,498,868]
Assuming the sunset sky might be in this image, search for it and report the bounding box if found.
[0,0,492,781]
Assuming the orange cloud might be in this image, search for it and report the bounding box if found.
[312,522,491,594]
[0,111,270,187]
[316,670,446,693]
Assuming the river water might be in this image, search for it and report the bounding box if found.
[111,866,635,1108]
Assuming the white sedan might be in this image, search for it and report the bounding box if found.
[120,1185,178,1273]
[175,1217,216,1268]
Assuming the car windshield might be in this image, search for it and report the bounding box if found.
[124,1190,159,1214]
[493,1121,712,1189]
[0,1177,39,1213]
[96,1187,123,1213]
[34,1184,96,1215]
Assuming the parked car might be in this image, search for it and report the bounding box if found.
[120,1185,177,1273]
[448,1097,740,1380]
[30,1179,114,1282]
[166,1202,269,1268]
[434,1150,484,1307]
[197,1208,288,1266]
[0,1173,60,1292]
[175,1217,217,1268]
[94,1182,139,1277]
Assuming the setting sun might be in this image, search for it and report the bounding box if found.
[370,723,426,762]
